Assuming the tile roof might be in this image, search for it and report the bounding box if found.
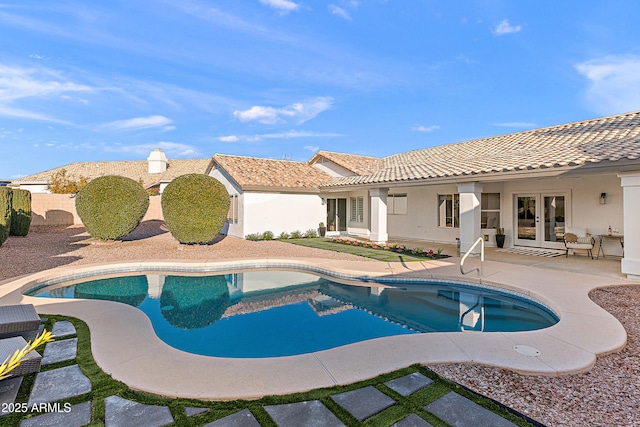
[13,158,212,188]
[308,151,384,176]
[211,154,332,191]
[322,110,640,187]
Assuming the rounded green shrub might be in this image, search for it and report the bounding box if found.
[161,174,230,244]
[10,189,32,237]
[0,188,12,246]
[76,175,149,240]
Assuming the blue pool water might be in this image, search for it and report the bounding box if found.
[29,270,558,358]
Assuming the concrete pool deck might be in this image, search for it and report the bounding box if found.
[0,254,629,400]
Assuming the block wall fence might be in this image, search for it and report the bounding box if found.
[30,194,164,226]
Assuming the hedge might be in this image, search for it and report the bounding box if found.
[161,174,230,244]
[75,176,149,240]
[0,188,12,246]
[10,188,31,237]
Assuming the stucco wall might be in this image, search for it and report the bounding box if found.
[243,192,325,237]
[31,194,163,226]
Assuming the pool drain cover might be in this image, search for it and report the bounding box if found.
[513,345,541,357]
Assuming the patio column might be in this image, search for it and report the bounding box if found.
[458,182,484,255]
[369,188,389,243]
[618,172,640,280]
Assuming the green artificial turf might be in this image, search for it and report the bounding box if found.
[284,238,445,262]
[6,315,539,426]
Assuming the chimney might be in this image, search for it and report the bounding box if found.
[147,148,168,174]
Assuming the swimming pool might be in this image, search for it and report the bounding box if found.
[28,269,558,358]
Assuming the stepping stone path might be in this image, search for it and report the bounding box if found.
[265,400,344,427]
[7,319,532,427]
[0,377,23,417]
[42,338,77,365]
[203,408,261,427]
[19,401,92,427]
[28,364,91,406]
[384,372,433,397]
[424,391,518,427]
[51,321,76,338]
[105,395,173,427]
[331,385,396,421]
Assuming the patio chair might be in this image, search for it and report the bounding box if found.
[563,227,595,259]
[0,336,42,379]
[0,304,42,340]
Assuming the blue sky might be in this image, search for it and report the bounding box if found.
[1,1,640,179]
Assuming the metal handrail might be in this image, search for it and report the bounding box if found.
[459,237,485,278]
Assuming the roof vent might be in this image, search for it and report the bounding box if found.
[147,148,168,174]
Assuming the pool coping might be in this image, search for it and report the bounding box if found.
[0,257,629,400]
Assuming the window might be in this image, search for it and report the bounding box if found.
[388,193,407,215]
[438,194,459,228]
[350,196,364,222]
[227,194,238,224]
[481,193,500,229]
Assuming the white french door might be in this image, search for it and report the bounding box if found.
[514,193,567,249]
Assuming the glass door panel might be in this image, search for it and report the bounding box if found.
[544,196,565,244]
[326,198,347,232]
[516,196,538,246]
[337,198,347,231]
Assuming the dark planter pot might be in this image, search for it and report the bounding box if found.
[495,234,505,248]
[319,227,326,237]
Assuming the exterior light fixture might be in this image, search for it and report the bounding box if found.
[599,193,607,204]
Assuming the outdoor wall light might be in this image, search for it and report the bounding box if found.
[600,192,607,204]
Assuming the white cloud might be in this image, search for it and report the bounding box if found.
[101,115,174,132]
[218,135,240,142]
[304,145,320,152]
[259,0,299,12]
[492,19,521,36]
[234,97,334,125]
[0,63,93,123]
[105,141,199,157]
[329,5,352,21]
[412,125,440,132]
[219,130,342,142]
[576,55,640,115]
[494,122,537,128]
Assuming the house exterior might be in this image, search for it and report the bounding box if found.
[207,154,332,237]
[9,111,640,280]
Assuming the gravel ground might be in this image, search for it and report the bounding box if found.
[1,224,638,426]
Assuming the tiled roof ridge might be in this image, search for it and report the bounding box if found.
[213,153,309,164]
[314,150,381,160]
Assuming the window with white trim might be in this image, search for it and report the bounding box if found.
[438,194,459,228]
[350,196,364,222]
[481,193,500,229]
[388,193,407,215]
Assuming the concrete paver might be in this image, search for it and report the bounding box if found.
[203,408,261,427]
[42,337,77,365]
[185,406,209,417]
[51,321,76,338]
[391,413,434,427]
[0,377,23,417]
[104,395,173,427]
[264,400,345,427]
[384,372,433,396]
[28,365,91,405]
[424,391,518,427]
[331,386,395,421]
[19,401,91,427]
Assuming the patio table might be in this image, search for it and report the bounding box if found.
[596,234,624,259]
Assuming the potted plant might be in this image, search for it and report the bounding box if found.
[495,227,505,248]
[318,222,326,237]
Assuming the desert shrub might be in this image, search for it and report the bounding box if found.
[10,189,31,237]
[305,229,318,238]
[245,233,262,241]
[0,188,12,246]
[76,175,149,240]
[278,231,290,240]
[262,230,274,240]
[290,230,303,239]
[48,169,89,194]
[161,174,230,244]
